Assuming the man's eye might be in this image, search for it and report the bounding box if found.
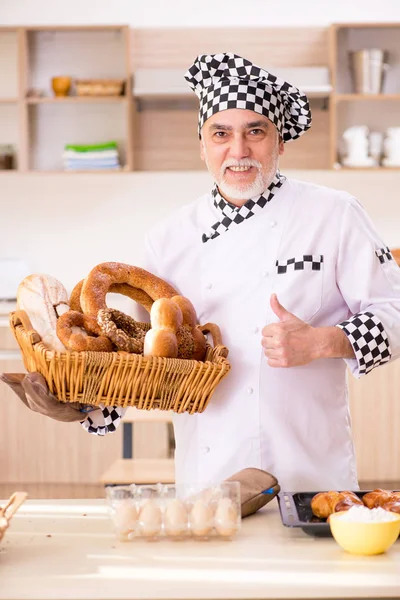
[250,129,264,135]
[214,131,226,138]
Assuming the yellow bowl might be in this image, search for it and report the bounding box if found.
[329,511,400,555]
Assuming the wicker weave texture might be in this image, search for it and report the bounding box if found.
[10,311,230,414]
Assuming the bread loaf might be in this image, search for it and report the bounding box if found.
[17,274,69,352]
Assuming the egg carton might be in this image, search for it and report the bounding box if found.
[106,482,241,541]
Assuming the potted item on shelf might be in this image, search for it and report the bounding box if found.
[349,49,389,95]
[0,145,15,170]
[74,78,125,96]
[51,76,72,97]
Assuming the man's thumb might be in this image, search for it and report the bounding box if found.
[270,293,294,321]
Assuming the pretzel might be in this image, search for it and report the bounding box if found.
[79,263,178,318]
[56,310,113,352]
[97,308,150,353]
[70,279,155,314]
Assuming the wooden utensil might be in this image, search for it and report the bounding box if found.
[0,492,27,542]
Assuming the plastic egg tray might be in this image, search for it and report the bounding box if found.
[106,482,241,542]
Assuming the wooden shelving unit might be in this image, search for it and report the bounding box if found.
[0,24,133,173]
[330,23,400,170]
[1,24,400,173]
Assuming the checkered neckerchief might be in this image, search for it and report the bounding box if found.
[202,171,286,243]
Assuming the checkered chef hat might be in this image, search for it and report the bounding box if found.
[184,52,312,142]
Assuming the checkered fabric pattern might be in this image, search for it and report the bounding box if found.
[202,171,285,243]
[184,53,312,141]
[80,404,126,436]
[375,246,394,264]
[337,312,391,375]
[276,255,324,274]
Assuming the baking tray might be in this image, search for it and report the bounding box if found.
[278,490,400,537]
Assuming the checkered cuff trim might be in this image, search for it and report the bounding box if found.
[375,246,393,264]
[80,405,124,436]
[337,312,391,375]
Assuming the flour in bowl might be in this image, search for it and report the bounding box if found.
[337,506,399,522]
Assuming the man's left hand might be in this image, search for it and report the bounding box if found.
[261,293,317,368]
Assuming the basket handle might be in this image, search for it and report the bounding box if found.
[1,492,27,523]
[199,322,229,358]
[10,310,41,344]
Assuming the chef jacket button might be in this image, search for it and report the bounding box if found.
[269,220,277,228]
[206,283,212,290]
[253,326,259,334]
[203,446,211,454]
[263,270,270,278]
[247,387,254,395]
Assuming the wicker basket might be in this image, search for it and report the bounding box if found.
[75,79,125,96]
[9,311,231,414]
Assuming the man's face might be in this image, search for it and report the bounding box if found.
[200,109,284,206]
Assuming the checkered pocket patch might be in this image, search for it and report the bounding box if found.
[276,255,324,274]
[375,247,393,264]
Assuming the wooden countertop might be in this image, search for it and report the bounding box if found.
[1,499,400,600]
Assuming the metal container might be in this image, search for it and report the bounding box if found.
[349,49,389,94]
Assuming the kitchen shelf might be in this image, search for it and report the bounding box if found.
[133,66,332,101]
[0,24,133,172]
[334,94,400,102]
[329,23,400,168]
[26,96,127,104]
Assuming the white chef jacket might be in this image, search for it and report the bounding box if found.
[82,177,400,492]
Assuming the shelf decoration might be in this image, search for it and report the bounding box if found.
[63,141,121,171]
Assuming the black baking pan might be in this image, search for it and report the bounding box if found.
[278,490,400,537]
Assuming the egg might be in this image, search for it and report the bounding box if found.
[214,497,239,537]
[114,501,138,541]
[138,500,162,537]
[164,499,188,537]
[189,499,214,537]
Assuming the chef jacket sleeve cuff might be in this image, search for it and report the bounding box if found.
[80,404,127,436]
[336,311,392,377]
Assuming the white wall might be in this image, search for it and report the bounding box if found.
[1,0,400,27]
[1,170,399,296]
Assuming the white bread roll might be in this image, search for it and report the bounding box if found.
[17,274,69,352]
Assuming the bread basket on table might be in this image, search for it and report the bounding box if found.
[10,310,230,414]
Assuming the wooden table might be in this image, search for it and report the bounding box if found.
[1,498,400,599]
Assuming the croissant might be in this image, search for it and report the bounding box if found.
[382,501,400,515]
[362,489,394,509]
[311,491,362,519]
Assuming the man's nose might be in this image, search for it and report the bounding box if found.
[228,134,250,159]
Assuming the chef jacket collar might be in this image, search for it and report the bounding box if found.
[202,170,286,243]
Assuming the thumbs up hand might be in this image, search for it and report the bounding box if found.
[261,293,318,368]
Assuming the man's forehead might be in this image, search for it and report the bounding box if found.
[204,109,273,130]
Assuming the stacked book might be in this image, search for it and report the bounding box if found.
[63,141,120,171]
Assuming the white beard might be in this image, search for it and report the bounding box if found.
[203,147,279,203]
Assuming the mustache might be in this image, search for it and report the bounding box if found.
[221,158,262,176]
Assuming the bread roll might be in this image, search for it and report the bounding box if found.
[17,274,69,352]
[144,298,182,358]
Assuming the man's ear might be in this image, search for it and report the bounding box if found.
[200,137,205,162]
[278,136,284,156]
